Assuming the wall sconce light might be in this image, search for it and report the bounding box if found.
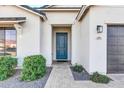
[97,25,103,33]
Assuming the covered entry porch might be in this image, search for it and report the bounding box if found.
[41,22,81,66]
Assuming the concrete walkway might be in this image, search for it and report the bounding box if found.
[45,63,124,88]
[45,62,74,88]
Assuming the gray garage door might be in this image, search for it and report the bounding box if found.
[107,25,124,73]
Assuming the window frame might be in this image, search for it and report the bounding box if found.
[0,27,17,56]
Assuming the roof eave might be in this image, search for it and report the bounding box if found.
[76,5,90,21]
[16,5,47,21]
[0,20,26,24]
[37,9,80,12]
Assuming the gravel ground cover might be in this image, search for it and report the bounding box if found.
[0,67,52,88]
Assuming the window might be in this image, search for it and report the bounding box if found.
[0,27,16,56]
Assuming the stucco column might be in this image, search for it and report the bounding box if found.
[41,22,52,66]
[14,24,23,67]
[71,21,81,65]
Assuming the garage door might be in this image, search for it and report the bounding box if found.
[107,25,124,73]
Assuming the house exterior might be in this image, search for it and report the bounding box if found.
[76,5,124,74]
[1,5,124,74]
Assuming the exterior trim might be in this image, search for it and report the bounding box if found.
[0,17,26,21]
[37,5,81,12]
[0,17,26,24]
[76,5,91,21]
[52,27,71,61]
[0,21,26,24]
[37,9,80,12]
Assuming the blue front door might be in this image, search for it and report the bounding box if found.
[56,33,68,60]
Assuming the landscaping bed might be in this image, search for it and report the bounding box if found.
[70,64,111,84]
[0,67,52,88]
[70,67,90,81]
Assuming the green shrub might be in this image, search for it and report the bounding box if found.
[21,55,46,81]
[0,56,17,81]
[72,64,84,73]
[90,72,110,84]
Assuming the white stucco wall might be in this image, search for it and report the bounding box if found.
[40,11,78,65]
[84,6,124,74]
[79,12,90,73]
[0,5,42,67]
[45,12,78,24]
[40,21,52,66]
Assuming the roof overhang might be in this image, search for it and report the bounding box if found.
[37,5,81,12]
[16,5,47,21]
[76,5,91,21]
[37,8,80,12]
[0,17,26,24]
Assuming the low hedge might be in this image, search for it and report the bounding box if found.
[90,72,111,84]
[0,56,17,81]
[72,64,84,73]
[21,55,46,81]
